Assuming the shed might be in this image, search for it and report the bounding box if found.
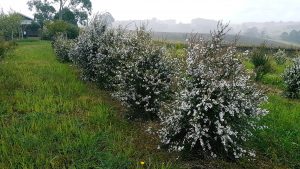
[18,13,40,37]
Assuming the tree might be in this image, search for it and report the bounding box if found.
[27,0,56,27]
[54,8,77,25]
[42,20,79,40]
[280,32,289,40]
[53,0,92,24]
[0,11,22,40]
[280,30,300,43]
[28,0,92,25]
[243,27,260,37]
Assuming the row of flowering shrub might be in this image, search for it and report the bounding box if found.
[52,15,268,160]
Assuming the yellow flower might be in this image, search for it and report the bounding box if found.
[140,161,145,165]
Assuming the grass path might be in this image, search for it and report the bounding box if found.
[0,41,149,168]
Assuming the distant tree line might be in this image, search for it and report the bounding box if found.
[280,30,300,43]
[243,27,267,38]
[27,0,93,39]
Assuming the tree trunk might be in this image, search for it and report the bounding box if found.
[59,0,63,20]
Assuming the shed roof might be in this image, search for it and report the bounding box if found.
[17,13,34,21]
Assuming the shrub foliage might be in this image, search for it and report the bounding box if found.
[283,58,300,99]
[273,49,287,65]
[42,20,79,40]
[69,13,113,85]
[158,23,268,160]
[52,35,74,62]
[251,45,272,81]
[52,17,270,160]
[113,28,177,120]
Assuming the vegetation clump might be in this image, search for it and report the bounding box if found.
[158,23,268,160]
[283,58,300,99]
[56,13,177,120]
[251,44,272,81]
[42,20,79,40]
[113,27,177,120]
[0,40,16,57]
[273,49,287,65]
[52,35,74,62]
[69,13,114,85]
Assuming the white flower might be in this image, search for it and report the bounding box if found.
[158,22,267,159]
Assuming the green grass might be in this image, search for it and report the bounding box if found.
[0,40,175,168]
[1,40,299,168]
[251,95,300,168]
[243,56,291,89]
[243,53,300,168]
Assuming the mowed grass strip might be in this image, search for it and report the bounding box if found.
[0,40,139,168]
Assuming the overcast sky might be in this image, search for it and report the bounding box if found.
[1,0,300,23]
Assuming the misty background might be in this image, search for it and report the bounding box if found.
[1,0,300,45]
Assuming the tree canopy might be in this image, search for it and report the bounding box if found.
[280,30,300,43]
[0,11,22,40]
[27,0,92,26]
[28,0,56,27]
[54,8,77,25]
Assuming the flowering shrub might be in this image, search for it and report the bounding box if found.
[52,35,74,62]
[113,28,177,120]
[273,49,287,65]
[283,58,300,99]
[90,28,131,89]
[251,45,272,81]
[69,13,116,87]
[158,23,268,160]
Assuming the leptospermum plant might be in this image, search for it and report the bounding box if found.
[158,22,268,160]
[69,13,115,87]
[52,34,74,62]
[273,49,287,65]
[113,27,178,120]
[283,57,300,99]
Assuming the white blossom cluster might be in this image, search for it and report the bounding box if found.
[273,49,287,65]
[68,13,118,88]
[57,13,177,119]
[91,28,131,89]
[52,35,74,62]
[158,23,268,159]
[242,50,250,57]
[283,57,300,98]
[112,28,177,120]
